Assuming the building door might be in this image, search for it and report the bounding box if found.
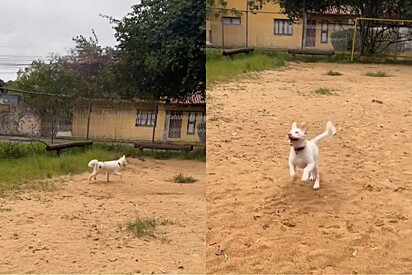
[305,20,316,47]
[168,111,182,139]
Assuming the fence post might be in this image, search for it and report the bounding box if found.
[151,102,159,144]
[86,101,92,140]
[51,108,54,144]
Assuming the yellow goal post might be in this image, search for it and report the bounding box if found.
[351,17,412,61]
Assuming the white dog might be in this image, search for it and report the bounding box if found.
[288,121,336,190]
[88,155,128,182]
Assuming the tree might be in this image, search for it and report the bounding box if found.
[0,78,5,93]
[68,30,119,98]
[108,0,205,101]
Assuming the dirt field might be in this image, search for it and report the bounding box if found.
[0,158,205,274]
[206,63,412,274]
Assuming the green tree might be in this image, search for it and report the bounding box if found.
[68,30,119,98]
[0,78,5,93]
[109,0,205,101]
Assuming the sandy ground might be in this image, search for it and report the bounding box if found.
[206,63,412,274]
[0,158,205,274]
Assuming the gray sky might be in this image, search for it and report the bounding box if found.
[0,0,139,81]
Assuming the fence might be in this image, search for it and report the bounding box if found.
[0,90,206,145]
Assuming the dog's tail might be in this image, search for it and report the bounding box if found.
[88,159,98,168]
[311,121,337,145]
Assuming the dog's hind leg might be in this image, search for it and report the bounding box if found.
[302,163,315,182]
[88,172,97,182]
[309,170,316,181]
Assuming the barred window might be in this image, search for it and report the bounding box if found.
[274,19,293,35]
[321,21,329,43]
[187,112,196,135]
[222,17,241,25]
[136,110,156,127]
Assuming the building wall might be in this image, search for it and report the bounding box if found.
[208,1,353,50]
[72,102,206,144]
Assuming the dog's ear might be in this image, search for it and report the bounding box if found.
[291,122,297,129]
[299,122,307,133]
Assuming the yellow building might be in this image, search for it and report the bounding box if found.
[72,96,206,145]
[207,1,356,50]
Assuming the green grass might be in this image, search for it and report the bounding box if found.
[96,143,206,162]
[0,142,205,196]
[0,146,115,195]
[126,217,175,238]
[314,88,333,95]
[327,70,343,76]
[174,173,197,184]
[206,49,285,84]
[365,70,388,77]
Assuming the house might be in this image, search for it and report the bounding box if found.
[72,95,206,145]
[207,1,356,50]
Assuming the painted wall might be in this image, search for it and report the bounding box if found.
[208,1,353,50]
[72,102,206,144]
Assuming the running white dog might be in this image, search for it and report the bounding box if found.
[288,121,336,190]
[88,155,128,182]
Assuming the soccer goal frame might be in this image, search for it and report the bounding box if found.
[351,17,412,61]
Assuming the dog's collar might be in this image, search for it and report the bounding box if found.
[294,146,305,153]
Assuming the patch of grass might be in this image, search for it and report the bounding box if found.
[0,142,205,196]
[0,145,115,196]
[127,217,175,238]
[96,143,206,162]
[365,70,388,77]
[174,173,197,184]
[206,49,285,84]
[0,142,46,159]
[327,70,343,76]
[314,88,333,95]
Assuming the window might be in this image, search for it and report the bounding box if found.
[135,110,156,127]
[334,21,342,31]
[321,21,329,43]
[187,112,196,135]
[274,19,293,35]
[222,17,241,25]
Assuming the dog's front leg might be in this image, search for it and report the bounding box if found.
[302,162,315,182]
[288,160,296,180]
[114,172,122,180]
[106,172,110,182]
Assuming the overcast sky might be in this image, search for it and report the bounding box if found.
[0,0,139,81]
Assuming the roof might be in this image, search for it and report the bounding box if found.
[308,6,357,17]
[168,94,205,105]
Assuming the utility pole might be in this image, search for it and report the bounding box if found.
[301,0,307,49]
[246,0,249,47]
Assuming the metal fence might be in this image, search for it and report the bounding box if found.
[0,90,206,145]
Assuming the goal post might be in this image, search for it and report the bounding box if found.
[351,17,412,61]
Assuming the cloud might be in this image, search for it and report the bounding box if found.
[0,0,139,81]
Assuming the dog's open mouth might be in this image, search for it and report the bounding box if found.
[289,137,299,142]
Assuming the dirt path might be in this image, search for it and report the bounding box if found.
[206,62,412,274]
[0,158,205,274]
